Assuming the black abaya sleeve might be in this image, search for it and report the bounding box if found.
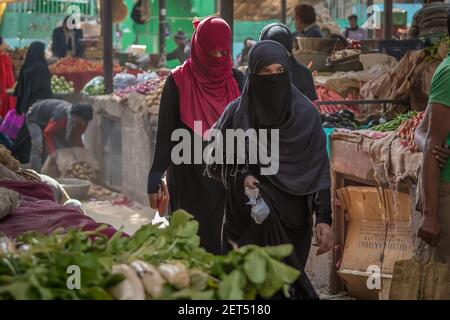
[314,189,332,226]
[147,75,180,194]
[290,58,318,101]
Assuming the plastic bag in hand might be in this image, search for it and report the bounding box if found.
[245,187,270,224]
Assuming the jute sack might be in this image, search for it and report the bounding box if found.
[41,147,99,178]
[0,187,20,221]
[389,244,450,300]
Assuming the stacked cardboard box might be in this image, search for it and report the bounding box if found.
[337,187,414,300]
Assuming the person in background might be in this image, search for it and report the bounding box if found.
[52,15,85,58]
[260,23,317,101]
[166,30,191,64]
[0,36,8,51]
[148,17,245,255]
[413,9,450,264]
[26,99,93,172]
[12,42,53,165]
[408,0,450,39]
[293,4,323,38]
[343,15,367,41]
[207,41,332,299]
[234,37,256,68]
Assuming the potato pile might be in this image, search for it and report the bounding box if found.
[88,185,113,201]
[145,77,166,111]
[64,161,97,181]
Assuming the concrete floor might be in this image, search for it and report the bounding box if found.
[83,200,156,235]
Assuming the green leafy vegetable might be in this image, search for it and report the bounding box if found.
[0,211,300,300]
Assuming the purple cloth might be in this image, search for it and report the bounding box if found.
[0,180,121,239]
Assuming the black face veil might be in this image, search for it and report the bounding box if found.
[247,41,292,128]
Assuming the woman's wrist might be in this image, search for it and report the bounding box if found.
[147,171,164,194]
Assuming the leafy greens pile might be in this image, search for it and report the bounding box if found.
[0,210,299,300]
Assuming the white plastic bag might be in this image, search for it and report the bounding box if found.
[245,187,270,224]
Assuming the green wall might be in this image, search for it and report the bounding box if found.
[120,0,216,68]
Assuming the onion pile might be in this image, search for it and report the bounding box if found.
[115,77,166,98]
[114,76,167,114]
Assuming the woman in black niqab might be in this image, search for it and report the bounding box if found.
[259,23,317,101]
[12,41,53,163]
[207,41,332,300]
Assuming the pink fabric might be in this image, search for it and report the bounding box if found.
[0,109,25,140]
[0,52,16,118]
[0,180,120,239]
[172,17,240,136]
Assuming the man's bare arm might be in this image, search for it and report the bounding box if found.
[419,103,450,245]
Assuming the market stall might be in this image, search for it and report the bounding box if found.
[308,36,450,298]
[48,56,122,92]
[326,112,425,299]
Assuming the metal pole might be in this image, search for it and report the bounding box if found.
[159,0,167,55]
[102,0,113,94]
[384,0,393,40]
[367,0,374,39]
[220,0,234,28]
[220,0,234,53]
[281,0,287,24]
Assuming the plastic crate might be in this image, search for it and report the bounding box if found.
[378,39,425,61]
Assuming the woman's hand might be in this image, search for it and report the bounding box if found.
[148,180,169,214]
[433,144,450,168]
[244,175,259,190]
[315,223,333,256]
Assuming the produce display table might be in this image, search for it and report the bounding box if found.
[52,71,103,92]
[329,131,421,297]
[83,95,159,205]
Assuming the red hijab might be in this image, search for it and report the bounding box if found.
[172,17,241,136]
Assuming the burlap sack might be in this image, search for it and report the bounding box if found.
[410,58,442,111]
[360,50,426,115]
[0,145,20,172]
[41,147,99,178]
[0,187,20,221]
[0,163,24,181]
[389,246,450,300]
[389,258,422,300]
[127,92,148,113]
[359,53,397,70]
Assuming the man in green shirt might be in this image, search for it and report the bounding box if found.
[414,9,450,263]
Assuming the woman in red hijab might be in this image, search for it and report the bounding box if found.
[148,17,245,254]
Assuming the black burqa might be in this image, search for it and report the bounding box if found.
[260,23,318,101]
[12,42,53,163]
[147,70,245,255]
[207,41,331,300]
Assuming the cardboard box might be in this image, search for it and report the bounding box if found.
[337,187,414,300]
